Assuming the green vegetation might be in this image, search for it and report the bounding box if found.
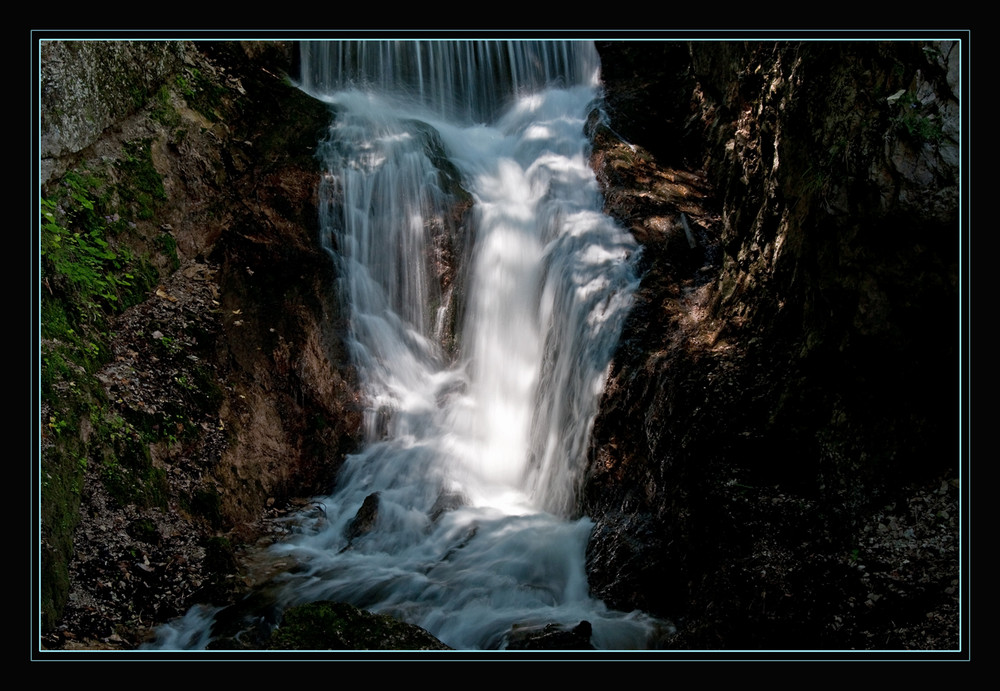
[893,91,944,143]
[92,413,167,508]
[799,162,829,198]
[40,149,159,375]
[39,144,168,630]
[158,231,180,271]
[150,85,181,128]
[115,139,167,220]
[175,68,228,123]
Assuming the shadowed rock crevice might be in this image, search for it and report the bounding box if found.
[584,39,961,650]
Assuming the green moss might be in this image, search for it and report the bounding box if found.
[94,414,167,508]
[39,354,101,631]
[129,83,150,111]
[150,85,181,128]
[267,601,449,650]
[176,68,227,123]
[115,139,166,220]
[158,232,180,271]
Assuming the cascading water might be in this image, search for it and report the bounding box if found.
[149,40,664,651]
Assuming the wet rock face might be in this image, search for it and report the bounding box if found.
[586,40,960,648]
[345,492,381,541]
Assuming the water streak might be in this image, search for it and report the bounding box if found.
[149,40,663,651]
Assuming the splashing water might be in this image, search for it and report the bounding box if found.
[149,40,665,651]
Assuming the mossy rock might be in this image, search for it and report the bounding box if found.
[267,601,450,651]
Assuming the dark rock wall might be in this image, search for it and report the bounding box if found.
[693,40,959,501]
[585,40,961,648]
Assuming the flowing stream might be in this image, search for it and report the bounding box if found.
[149,40,663,651]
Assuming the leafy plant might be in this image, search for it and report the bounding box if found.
[892,91,943,143]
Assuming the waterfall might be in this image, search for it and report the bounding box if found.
[149,40,664,651]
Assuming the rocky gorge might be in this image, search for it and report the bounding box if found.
[34,37,965,655]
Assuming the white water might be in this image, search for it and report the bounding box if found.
[150,40,663,651]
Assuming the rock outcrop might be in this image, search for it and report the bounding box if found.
[583,40,961,649]
[266,601,451,651]
[39,41,363,645]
